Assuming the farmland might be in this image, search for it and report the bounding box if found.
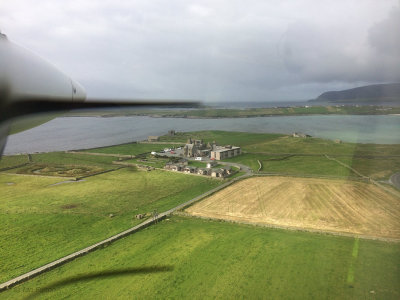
[186,176,400,239]
[0,130,399,297]
[1,216,399,299]
[159,130,400,179]
[0,168,221,283]
[82,142,182,156]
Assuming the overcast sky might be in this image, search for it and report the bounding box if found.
[1,0,399,102]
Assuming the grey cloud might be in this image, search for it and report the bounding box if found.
[367,5,400,82]
[281,4,400,85]
[0,0,399,101]
[369,6,400,56]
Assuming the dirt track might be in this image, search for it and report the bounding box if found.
[186,177,400,239]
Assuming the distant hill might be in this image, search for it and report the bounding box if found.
[310,83,400,104]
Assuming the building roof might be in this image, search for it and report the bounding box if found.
[220,166,232,171]
[211,146,240,153]
[184,166,197,170]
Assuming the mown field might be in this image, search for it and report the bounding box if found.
[1,216,399,299]
[0,168,221,283]
[186,176,400,239]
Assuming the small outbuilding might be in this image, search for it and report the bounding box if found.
[183,166,197,174]
[197,168,211,176]
[211,169,225,178]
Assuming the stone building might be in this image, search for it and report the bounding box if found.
[210,146,241,160]
[184,138,208,157]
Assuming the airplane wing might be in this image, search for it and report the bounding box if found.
[0,33,198,156]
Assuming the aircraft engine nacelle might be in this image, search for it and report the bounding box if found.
[0,32,86,103]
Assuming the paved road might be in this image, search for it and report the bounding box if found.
[390,172,400,189]
[217,161,252,174]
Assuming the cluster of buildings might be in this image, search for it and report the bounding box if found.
[165,160,234,178]
[183,138,241,161]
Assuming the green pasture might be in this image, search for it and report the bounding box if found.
[0,169,220,283]
[188,161,207,168]
[123,155,170,168]
[83,143,182,156]
[223,153,357,178]
[159,130,400,157]
[242,135,400,156]
[339,156,400,180]
[30,152,117,169]
[159,130,283,146]
[2,216,399,299]
[11,163,104,178]
[0,155,29,170]
[259,155,357,177]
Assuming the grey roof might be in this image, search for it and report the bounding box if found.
[211,146,240,153]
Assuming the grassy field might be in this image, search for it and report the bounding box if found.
[1,216,399,299]
[8,163,105,177]
[334,156,400,180]
[186,176,400,239]
[1,130,399,296]
[224,153,358,177]
[188,161,207,168]
[0,169,221,283]
[158,131,400,178]
[242,135,400,156]
[83,143,182,156]
[0,155,29,170]
[159,130,284,146]
[123,155,170,168]
[160,131,400,156]
[259,155,357,177]
[30,152,118,169]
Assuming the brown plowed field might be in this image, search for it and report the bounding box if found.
[186,177,400,239]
